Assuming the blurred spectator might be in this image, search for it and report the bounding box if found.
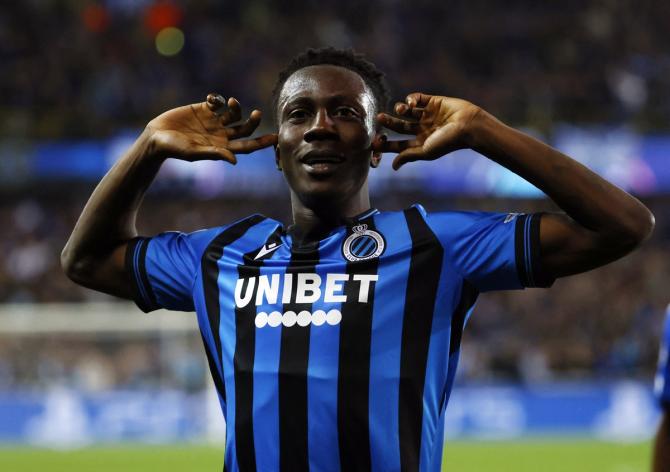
[0,193,667,388]
[1,1,670,139]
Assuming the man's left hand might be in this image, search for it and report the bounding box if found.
[375,93,481,170]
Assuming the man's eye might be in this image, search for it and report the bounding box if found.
[288,109,309,120]
[334,108,358,118]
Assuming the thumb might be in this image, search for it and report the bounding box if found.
[392,146,425,170]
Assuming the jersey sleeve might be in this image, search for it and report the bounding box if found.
[125,230,213,312]
[423,207,555,292]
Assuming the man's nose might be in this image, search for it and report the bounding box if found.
[304,110,338,142]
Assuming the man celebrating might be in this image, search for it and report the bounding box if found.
[62,48,654,471]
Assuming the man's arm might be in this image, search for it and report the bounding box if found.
[61,94,277,298]
[376,94,654,277]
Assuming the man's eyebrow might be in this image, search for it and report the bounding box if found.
[283,96,313,108]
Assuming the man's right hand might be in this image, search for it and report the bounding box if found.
[146,93,278,164]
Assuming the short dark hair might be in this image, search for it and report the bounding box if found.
[271,47,390,125]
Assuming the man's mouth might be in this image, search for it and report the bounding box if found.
[300,151,345,175]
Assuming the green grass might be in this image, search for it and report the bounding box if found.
[443,440,650,471]
[0,440,651,471]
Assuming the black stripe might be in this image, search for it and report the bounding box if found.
[528,214,555,288]
[136,238,159,309]
[124,237,153,313]
[201,332,227,404]
[514,214,530,286]
[398,208,444,472]
[449,280,479,355]
[234,227,282,472]
[278,242,320,472]
[337,217,380,471]
[201,216,265,408]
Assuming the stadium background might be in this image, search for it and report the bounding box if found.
[1,0,668,470]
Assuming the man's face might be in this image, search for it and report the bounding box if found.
[276,65,379,206]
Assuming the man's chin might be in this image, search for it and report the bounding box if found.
[294,182,350,207]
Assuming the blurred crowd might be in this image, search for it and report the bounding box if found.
[1,0,669,391]
[2,0,670,140]
[0,193,667,390]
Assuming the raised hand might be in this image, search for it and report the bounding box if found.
[375,93,481,170]
[146,93,278,164]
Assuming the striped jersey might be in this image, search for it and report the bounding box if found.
[655,305,670,409]
[126,205,553,472]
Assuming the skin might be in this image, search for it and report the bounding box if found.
[275,65,383,243]
[62,63,654,300]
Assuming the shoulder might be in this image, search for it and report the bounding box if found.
[392,204,516,238]
[151,214,281,260]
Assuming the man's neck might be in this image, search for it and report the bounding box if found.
[289,193,372,245]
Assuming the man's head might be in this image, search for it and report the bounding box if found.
[272,48,390,211]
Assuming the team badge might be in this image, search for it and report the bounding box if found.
[342,224,385,262]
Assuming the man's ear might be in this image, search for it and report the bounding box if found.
[370,133,386,168]
[370,150,382,168]
[275,145,282,171]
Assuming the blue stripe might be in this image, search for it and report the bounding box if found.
[368,213,409,471]
[193,284,227,413]
[351,236,368,253]
[357,237,376,256]
[252,248,287,472]
[216,219,278,471]
[306,229,347,471]
[417,223,453,472]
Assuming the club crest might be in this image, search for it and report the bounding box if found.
[342,224,385,262]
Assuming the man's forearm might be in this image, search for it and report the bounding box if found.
[467,111,654,243]
[61,129,163,284]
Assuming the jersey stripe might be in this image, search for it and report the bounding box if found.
[278,243,320,472]
[234,227,283,472]
[337,215,379,471]
[514,213,554,288]
[252,233,286,472]
[124,237,159,312]
[201,216,265,414]
[399,207,444,472]
[200,332,227,409]
[306,238,344,472]
[514,214,530,286]
[448,280,479,356]
[368,212,411,471]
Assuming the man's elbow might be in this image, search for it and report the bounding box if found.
[60,245,92,285]
[627,207,655,247]
[609,208,655,255]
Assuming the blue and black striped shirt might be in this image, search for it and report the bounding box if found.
[126,205,553,472]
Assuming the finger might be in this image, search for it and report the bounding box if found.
[228,133,278,153]
[206,93,226,112]
[227,110,262,138]
[377,139,421,154]
[394,103,425,119]
[219,97,242,124]
[406,92,433,108]
[227,97,242,123]
[392,146,427,170]
[189,145,237,164]
[376,113,419,134]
